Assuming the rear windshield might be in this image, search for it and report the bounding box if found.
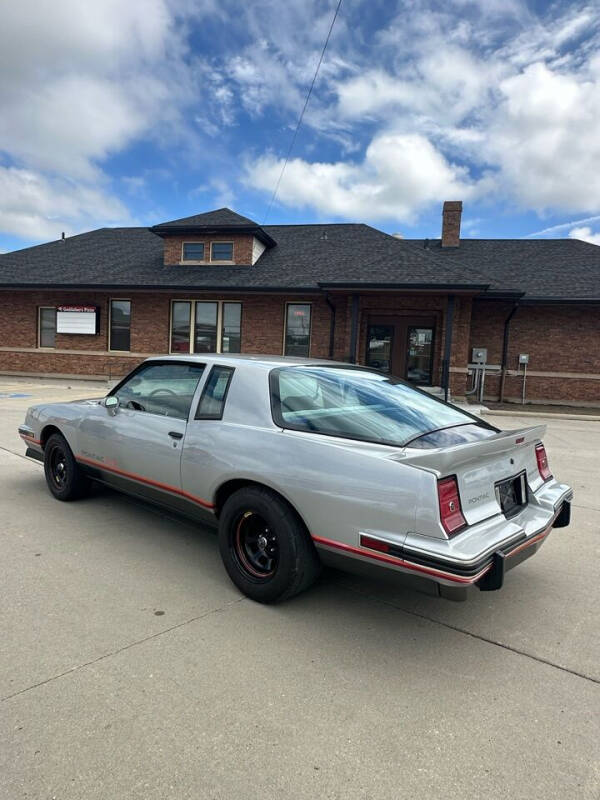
[270,366,488,447]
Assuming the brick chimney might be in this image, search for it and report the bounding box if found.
[441,201,462,247]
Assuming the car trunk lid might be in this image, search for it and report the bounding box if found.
[393,425,547,526]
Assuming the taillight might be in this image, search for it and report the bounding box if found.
[437,476,467,536]
[535,443,552,481]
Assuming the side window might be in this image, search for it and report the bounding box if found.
[195,365,234,419]
[113,362,205,420]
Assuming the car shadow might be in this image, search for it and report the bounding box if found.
[10,467,595,681]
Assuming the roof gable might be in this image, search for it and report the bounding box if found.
[153,207,259,229]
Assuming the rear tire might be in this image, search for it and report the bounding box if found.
[43,433,91,501]
[218,485,321,603]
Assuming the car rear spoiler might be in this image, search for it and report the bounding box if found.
[391,425,547,475]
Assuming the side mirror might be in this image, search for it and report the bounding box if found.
[105,395,119,414]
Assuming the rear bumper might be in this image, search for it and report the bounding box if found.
[314,481,573,596]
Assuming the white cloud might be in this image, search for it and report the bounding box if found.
[0,167,130,241]
[0,1,185,181]
[243,1,600,221]
[568,226,600,245]
[0,0,215,241]
[246,132,486,221]
[485,61,600,212]
[527,214,600,237]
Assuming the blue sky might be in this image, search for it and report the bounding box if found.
[1,0,600,253]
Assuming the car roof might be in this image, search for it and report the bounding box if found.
[142,353,351,370]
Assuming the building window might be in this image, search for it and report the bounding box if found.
[284,303,311,357]
[211,242,233,261]
[194,302,218,353]
[182,242,205,262]
[170,300,242,354]
[109,299,131,351]
[39,307,56,348]
[171,301,192,352]
[221,302,242,353]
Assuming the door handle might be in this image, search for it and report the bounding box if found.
[168,431,183,440]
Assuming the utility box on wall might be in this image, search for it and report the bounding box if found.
[519,353,529,365]
[471,347,487,363]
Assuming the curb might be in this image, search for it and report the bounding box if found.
[481,409,600,422]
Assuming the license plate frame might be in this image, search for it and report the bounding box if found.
[495,470,527,518]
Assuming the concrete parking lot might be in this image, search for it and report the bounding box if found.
[1,376,599,799]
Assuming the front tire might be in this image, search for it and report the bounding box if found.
[218,486,321,603]
[43,433,90,501]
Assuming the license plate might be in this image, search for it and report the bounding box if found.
[495,471,527,518]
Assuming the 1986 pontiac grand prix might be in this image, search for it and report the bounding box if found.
[19,355,572,603]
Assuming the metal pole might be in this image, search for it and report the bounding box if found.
[442,295,455,402]
[500,303,519,403]
[324,293,336,359]
[479,363,486,404]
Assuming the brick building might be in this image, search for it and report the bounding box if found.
[0,204,598,405]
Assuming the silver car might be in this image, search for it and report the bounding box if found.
[19,355,572,603]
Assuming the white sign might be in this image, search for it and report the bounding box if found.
[56,306,98,335]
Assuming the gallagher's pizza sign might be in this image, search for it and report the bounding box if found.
[56,305,100,335]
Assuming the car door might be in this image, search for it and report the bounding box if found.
[78,361,206,510]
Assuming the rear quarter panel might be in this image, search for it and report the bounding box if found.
[182,423,423,549]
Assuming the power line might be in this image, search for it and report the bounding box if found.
[262,0,343,224]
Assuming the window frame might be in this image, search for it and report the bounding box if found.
[108,298,132,353]
[194,365,235,420]
[169,299,242,355]
[210,241,234,263]
[38,306,57,349]
[283,302,312,358]
[181,242,206,263]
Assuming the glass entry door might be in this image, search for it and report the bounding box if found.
[406,327,434,384]
[366,317,435,385]
[366,324,394,373]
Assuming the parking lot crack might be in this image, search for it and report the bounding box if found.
[1,596,246,703]
[337,581,600,686]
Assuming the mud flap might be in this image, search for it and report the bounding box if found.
[477,551,505,592]
[553,501,571,529]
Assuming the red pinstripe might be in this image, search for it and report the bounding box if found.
[311,534,492,584]
[76,455,215,509]
[20,433,41,445]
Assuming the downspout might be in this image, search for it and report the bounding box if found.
[441,294,455,402]
[324,292,336,359]
[349,294,359,364]
[499,303,519,403]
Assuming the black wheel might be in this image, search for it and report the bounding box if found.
[218,485,321,603]
[43,433,91,501]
